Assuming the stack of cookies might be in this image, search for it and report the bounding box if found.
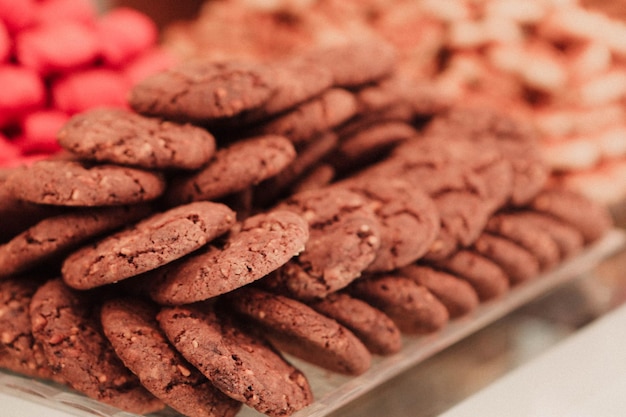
[0,39,614,417]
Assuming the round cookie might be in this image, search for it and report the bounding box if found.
[62,201,236,290]
[512,211,584,259]
[29,279,164,414]
[101,298,242,417]
[530,188,613,243]
[485,212,561,271]
[336,177,441,272]
[5,160,166,207]
[226,287,372,375]
[146,210,309,305]
[0,204,151,279]
[165,135,296,206]
[57,107,217,170]
[398,265,480,319]
[472,233,541,285]
[157,304,313,417]
[0,277,58,381]
[304,39,398,88]
[349,274,450,334]
[263,187,381,300]
[128,59,277,123]
[309,292,402,355]
[249,88,358,144]
[431,249,510,301]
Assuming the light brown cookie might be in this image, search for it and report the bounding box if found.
[472,233,541,285]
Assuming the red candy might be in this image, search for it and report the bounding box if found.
[0,65,45,127]
[0,0,36,33]
[53,68,130,114]
[0,21,9,62]
[0,133,20,163]
[97,7,159,67]
[16,21,100,75]
[34,0,98,25]
[0,0,173,167]
[16,110,69,154]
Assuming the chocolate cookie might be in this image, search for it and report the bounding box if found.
[305,39,398,88]
[512,211,584,259]
[101,298,242,417]
[309,292,402,355]
[336,177,441,272]
[165,135,296,206]
[146,210,309,305]
[0,205,151,279]
[425,191,493,261]
[485,212,561,271]
[530,188,613,243]
[472,233,541,285]
[62,201,236,290]
[349,274,449,334]
[249,88,358,144]
[129,59,277,123]
[263,187,381,300]
[30,279,164,414]
[431,250,510,301]
[5,160,166,206]
[57,107,217,170]
[0,277,58,380]
[225,287,372,375]
[398,265,480,319]
[157,304,313,417]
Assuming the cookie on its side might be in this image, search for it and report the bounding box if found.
[225,287,372,375]
[62,201,236,290]
[157,304,313,417]
[30,279,164,414]
[101,298,242,417]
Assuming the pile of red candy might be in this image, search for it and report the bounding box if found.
[0,0,176,167]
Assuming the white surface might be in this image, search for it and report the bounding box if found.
[0,391,80,417]
[440,302,626,417]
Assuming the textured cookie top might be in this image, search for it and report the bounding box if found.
[0,277,57,380]
[226,287,372,375]
[29,279,164,414]
[129,59,277,123]
[165,134,296,205]
[57,107,217,170]
[147,210,309,305]
[5,160,166,206]
[0,204,151,279]
[62,201,236,289]
[265,187,381,300]
[101,298,242,417]
[157,305,313,417]
[336,177,441,272]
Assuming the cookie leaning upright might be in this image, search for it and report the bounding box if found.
[62,201,236,290]
[29,279,164,414]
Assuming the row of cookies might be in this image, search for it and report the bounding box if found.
[0,41,614,417]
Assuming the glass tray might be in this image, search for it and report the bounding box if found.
[2,229,625,417]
